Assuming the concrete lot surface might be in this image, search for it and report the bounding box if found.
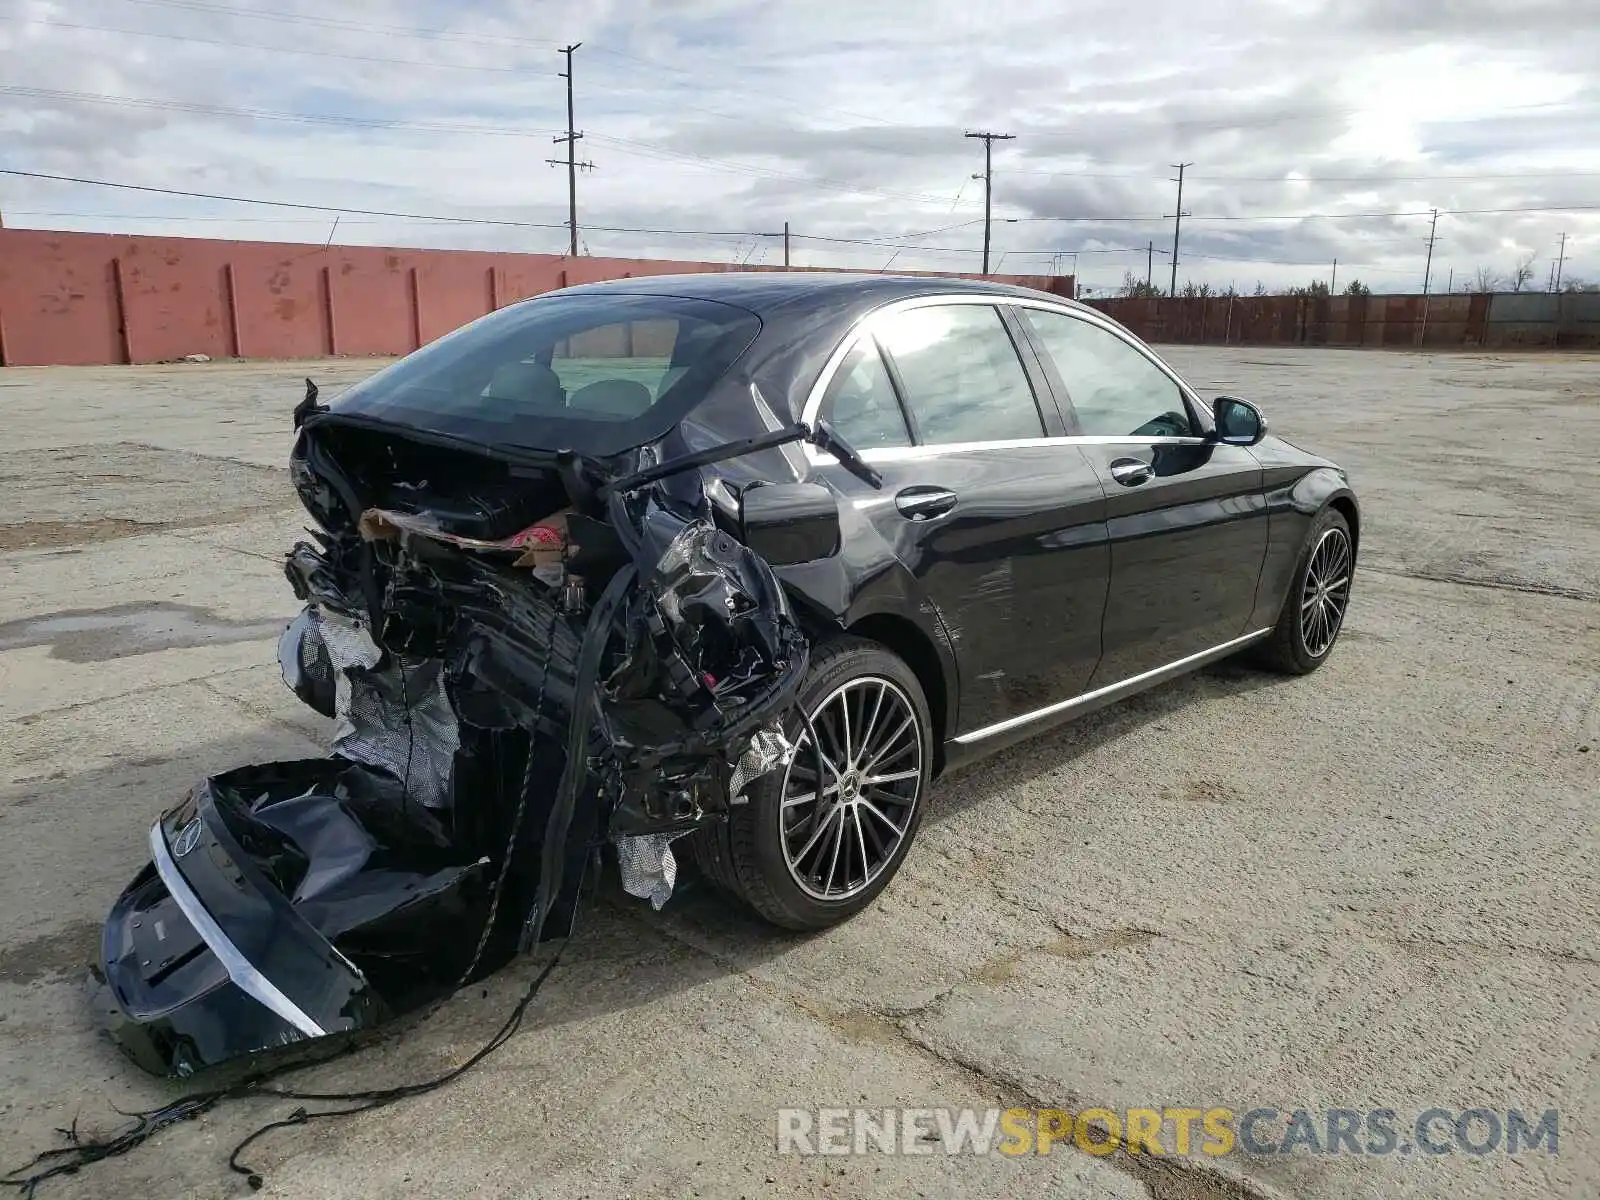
[1,347,1596,1199]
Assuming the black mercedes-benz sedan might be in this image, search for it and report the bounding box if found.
[100,272,1357,1076]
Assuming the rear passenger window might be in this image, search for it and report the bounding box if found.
[819,339,912,450]
[874,305,1045,445]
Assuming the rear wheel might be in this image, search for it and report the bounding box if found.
[1252,506,1354,674]
[691,637,932,930]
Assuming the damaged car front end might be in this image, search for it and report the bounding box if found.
[98,286,877,1077]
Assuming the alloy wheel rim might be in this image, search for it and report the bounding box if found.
[1300,527,1352,658]
[780,676,923,902]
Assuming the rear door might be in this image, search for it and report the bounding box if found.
[1013,305,1269,688]
[808,299,1109,736]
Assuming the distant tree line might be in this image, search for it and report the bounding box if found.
[1116,272,1370,299]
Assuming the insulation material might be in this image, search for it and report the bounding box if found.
[614,832,685,911]
[311,608,461,810]
[728,723,797,804]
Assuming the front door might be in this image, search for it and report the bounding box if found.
[1014,306,1269,687]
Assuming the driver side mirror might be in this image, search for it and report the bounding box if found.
[1212,395,1268,447]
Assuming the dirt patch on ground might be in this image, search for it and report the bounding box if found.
[0,920,101,986]
[0,443,294,551]
[0,519,157,551]
[0,602,292,662]
[1043,928,1160,960]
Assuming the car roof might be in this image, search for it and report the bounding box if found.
[555,270,1091,319]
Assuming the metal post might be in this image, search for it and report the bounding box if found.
[547,44,595,257]
[1169,162,1192,297]
[965,131,1015,275]
[1419,208,1439,345]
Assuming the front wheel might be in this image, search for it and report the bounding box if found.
[690,637,932,931]
[1252,506,1355,674]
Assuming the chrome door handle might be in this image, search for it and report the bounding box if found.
[1109,458,1154,487]
[895,486,958,521]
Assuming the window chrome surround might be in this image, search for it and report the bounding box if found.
[801,293,1212,468]
[953,627,1274,745]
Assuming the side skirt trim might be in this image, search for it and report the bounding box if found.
[952,628,1274,745]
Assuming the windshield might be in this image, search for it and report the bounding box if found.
[329,292,762,456]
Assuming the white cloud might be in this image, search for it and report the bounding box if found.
[0,0,1596,293]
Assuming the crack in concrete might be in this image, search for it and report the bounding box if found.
[3,663,276,725]
[632,906,1268,1200]
[198,677,329,748]
[1382,934,1598,967]
[1361,564,1597,603]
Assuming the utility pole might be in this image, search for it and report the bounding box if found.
[1168,162,1193,297]
[783,221,791,268]
[1146,241,1154,288]
[1331,258,1337,293]
[546,43,595,257]
[1422,208,1439,297]
[965,131,1015,275]
[1419,208,1439,345]
[1555,231,1568,291]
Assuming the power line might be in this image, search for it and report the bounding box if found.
[15,84,1600,220]
[0,83,979,207]
[1179,251,1418,272]
[0,169,995,250]
[583,135,974,207]
[9,170,1597,250]
[1008,203,1600,223]
[1004,165,1600,183]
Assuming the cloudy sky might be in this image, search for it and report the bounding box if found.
[2,0,1596,293]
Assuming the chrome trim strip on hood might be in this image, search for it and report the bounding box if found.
[147,823,327,1040]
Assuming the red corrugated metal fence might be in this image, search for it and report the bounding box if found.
[0,229,1073,367]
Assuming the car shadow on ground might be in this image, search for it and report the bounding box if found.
[921,657,1293,828]
[9,658,1297,1117]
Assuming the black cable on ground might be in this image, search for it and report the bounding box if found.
[2,601,579,1197]
[227,944,566,1189]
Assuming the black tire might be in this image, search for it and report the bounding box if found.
[689,636,933,931]
[1251,506,1355,675]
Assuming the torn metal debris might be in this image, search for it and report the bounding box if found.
[97,378,857,1078]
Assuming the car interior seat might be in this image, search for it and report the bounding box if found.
[566,379,655,419]
[481,360,568,412]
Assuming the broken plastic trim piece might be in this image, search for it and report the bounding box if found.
[147,823,327,1040]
